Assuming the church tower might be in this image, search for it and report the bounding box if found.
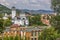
[11,7,16,19]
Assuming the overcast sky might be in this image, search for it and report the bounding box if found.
[0,0,52,10]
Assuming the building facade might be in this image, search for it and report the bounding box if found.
[3,24,43,40]
[11,7,29,26]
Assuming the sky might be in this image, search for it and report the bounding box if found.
[0,0,52,10]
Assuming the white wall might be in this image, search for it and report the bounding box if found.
[12,10,16,19]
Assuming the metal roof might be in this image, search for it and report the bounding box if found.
[4,26,48,32]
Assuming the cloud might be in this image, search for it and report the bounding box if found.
[29,0,37,4]
[0,0,52,10]
[2,0,5,2]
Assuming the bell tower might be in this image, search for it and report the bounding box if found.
[11,7,16,19]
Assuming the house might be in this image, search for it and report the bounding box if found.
[3,13,8,20]
[3,24,44,40]
[41,14,50,26]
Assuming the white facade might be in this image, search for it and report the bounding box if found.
[20,13,26,19]
[3,16,8,20]
[14,20,20,25]
[11,7,29,26]
[20,20,24,26]
[25,19,29,26]
[12,8,16,19]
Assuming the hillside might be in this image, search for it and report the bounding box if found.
[0,4,54,14]
[0,4,11,14]
[19,9,54,14]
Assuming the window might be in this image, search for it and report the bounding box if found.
[34,32,37,36]
[23,18,25,20]
[31,32,37,36]
[34,38,37,40]
[31,38,33,40]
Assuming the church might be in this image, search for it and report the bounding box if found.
[11,7,29,26]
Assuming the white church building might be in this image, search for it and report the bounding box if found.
[11,7,29,26]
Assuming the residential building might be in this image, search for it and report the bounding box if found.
[3,24,43,40]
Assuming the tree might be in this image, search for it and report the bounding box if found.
[51,0,60,33]
[0,14,4,18]
[4,19,12,27]
[38,27,60,40]
[0,19,4,33]
[51,0,60,14]
[14,35,19,40]
[28,15,46,26]
[50,15,60,33]
[0,18,12,33]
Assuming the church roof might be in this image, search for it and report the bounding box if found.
[11,24,20,28]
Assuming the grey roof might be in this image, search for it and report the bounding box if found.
[4,27,46,32]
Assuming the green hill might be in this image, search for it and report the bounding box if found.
[0,4,21,14]
[0,4,11,14]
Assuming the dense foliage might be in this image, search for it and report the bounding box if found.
[4,19,12,27]
[38,27,60,40]
[51,0,60,33]
[3,35,26,40]
[28,15,47,26]
[0,19,12,33]
[51,0,60,14]
[0,19,4,33]
[50,15,60,33]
